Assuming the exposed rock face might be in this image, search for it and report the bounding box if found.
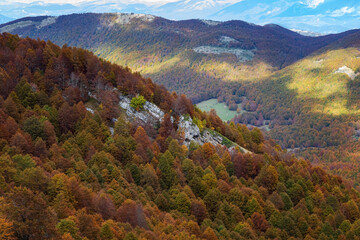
[114,13,155,25]
[219,36,239,44]
[0,17,57,33]
[199,130,223,146]
[178,116,224,147]
[335,66,359,80]
[118,94,164,125]
[178,116,201,144]
[118,97,223,147]
[193,46,255,62]
[178,116,252,153]
[101,13,155,28]
[178,116,222,147]
[88,89,252,152]
[0,21,34,33]
[86,107,94,114]
[109,127,114,135]
[200,19,220,26]
[115,93,252,153]
[36,17,57,29]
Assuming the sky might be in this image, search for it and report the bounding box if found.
[0,0,179,5]
[0,0,359,33]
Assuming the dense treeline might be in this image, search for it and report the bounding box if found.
[5,13,360,163]
[5,13,355,101]
[7,13,360,163]
[2,33,360,240]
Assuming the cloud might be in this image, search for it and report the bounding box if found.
[189,0,240,11]
[1,0,180,5]
[304,0,325,9]
[216,0,242,3]
[192,0,216,11]
[331,7,355,17]
[266,7,281,16]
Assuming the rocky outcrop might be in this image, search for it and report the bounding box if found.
[36,17,57,29]
[115,13,155,24]
[0,21,34,33]
[0,17,57,33]
[178,116,201,144]
[86,107,95,114]
[201,20,220,26]
[178,116,252,153]
[113,93,252,153]
[88,90,252,153]
[193,46,255,62]
[118,94,164,125]
[335,66,359,80]
[178,116,222,147]
[219,36,239,44]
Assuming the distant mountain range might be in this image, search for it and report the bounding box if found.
[0,0,359,33]
[209,0,360,33]
[0,14,13,24]
[1,12,357,101]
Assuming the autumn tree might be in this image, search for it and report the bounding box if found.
[116,199,148,229]
[175,192,191,215]
[251,212,269,232]
[159,113,174,138]
[58,102,80,133]
[158,150,177,189]
[2,187,58,239]
[255,165,279,193]
[0,217,15,240]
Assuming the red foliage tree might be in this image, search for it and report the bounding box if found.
[116,199,148,229]
[251,212,269,232]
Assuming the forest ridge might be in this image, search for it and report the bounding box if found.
[3,13,360,186]
[2,32,360,240]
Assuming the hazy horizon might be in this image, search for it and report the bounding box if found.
[0,0,359,33]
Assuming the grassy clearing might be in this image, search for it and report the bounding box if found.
[196,98,240,121]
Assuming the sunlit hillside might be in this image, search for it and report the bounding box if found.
[285,48,360,116]
[237,46,360,186]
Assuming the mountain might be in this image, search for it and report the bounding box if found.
[4,32,360,240]
[3,12,360,185]
[150,0,236,20]
[1,0,360,33]
[0,14,13,24]
[0,13,356,102]
[210,0,360,33]
[0,2,79,19]
[236,30,360,185]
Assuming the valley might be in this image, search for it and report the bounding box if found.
[2,0,360,238]
[2,12,360,186]
[196,98,271,131]
[196,99,243,122]
[3,33,356,239]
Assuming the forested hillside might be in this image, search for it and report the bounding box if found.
[2,33,360,240]
[235,41,360,186]
[3,12,360,204]
[0,13,356,101]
